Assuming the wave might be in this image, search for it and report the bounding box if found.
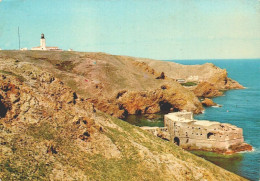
[212,104,222,108]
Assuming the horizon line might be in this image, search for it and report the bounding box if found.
[163,58,260,61]
[0,49,259,61]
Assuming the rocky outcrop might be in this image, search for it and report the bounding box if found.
[206,68,244,90]
[201,98,217,107]
[68,53,204,118]
[88,85,203,118]
[194,82,223,97]
[226,143,253,154]
[134,60,244,98]
[117,87,203,115]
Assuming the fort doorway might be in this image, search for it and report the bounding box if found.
[174,137,180,146]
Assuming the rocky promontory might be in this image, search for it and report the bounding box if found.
[135,59,244,98]
[0,51,248,180]
[201,98,217,107]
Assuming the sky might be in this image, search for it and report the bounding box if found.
[0,0,259,60]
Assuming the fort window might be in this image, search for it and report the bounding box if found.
[207,132,214,139]
[174,137,180,146]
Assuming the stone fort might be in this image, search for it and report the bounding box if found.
[142,111,252,154]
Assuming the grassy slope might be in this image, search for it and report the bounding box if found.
[1,111,247,181]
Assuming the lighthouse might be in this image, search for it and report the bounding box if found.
[31,33,61,51]
[40,33,46,50]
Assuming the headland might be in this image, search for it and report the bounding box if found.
[0,50,248,180]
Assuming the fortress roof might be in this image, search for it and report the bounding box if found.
[165,113,193,122]
[194,120,219,126]
[165,112,242,131]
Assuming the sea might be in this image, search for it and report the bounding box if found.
[124,59,260,181]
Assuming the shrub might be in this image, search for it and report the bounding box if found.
[181,82,197,86]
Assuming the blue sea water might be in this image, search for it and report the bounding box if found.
[172,59,260,181]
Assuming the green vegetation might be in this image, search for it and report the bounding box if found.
[55,61,76,72]
[181,81,197,86]
[27,122,56,141]
[0,70,26,82]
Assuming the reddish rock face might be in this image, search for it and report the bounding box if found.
[193,82,223,98]
[182,143,253,155]
[89,87,204,118]
[0,78,21,120]
[201,98,217,107]
[225,143,253,154]
[184,143,253,155]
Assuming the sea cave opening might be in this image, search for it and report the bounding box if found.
[159,101,176,113]
[159,101,172,113]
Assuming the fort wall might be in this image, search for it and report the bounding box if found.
[142,111,252,154]
[164,112,246,152]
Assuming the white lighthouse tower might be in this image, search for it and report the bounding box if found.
[31,33,61,51]
[40,33,46,50]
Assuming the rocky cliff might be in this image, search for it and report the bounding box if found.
[136,59,244,97]
[0,51,247,180]
[0,51,204,119]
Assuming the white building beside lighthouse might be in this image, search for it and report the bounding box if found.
[31,33,61,51]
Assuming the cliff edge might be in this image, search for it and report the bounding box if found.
[135,59,244,97]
